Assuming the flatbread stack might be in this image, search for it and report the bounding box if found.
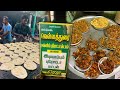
[11,66,27,79]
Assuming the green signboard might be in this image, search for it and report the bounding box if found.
[39,22,72,77]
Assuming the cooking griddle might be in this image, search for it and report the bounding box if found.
[0,41,40,79]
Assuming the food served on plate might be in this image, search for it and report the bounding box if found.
[91,17,109,29]
[108,51,120,65]
[99,36,107,48]
[70,16,120,79]
[114,46,120,58]
[85,62,100,79]
[105,25,120,39]
[75,55,92,70]
[93,50,106,62]
[11,66,27,79]
[99,57,115,74]
[73,19,90,33]
[86,39,98,51]
[106,38,119,50]
[72,47,90,58]
[71,30,82,45]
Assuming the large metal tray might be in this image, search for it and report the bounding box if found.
[68,16,120,79]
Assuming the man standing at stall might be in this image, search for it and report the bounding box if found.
[12,15,38,42]
[0,16,12,44]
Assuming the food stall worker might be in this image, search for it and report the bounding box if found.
[0,16,12,44]
[13,15,38,42]
[12,15,32,42]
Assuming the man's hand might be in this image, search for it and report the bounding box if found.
[16,34,26,42]
[18,34,24,39]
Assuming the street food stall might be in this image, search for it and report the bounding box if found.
[0,11,120,79]
[0,11,51,79]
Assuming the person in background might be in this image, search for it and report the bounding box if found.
[0,16,3,31]
[12,15,37,42]
[0,16,12,44]
[0,16,3,36]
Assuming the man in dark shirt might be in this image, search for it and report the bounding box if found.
[12,15,35,42]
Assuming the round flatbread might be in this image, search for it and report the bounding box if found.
[21,48,27,52]
[9,47,16,51]
[24,42,29,44]
[0,44,4,47]
[29,53,38,56]
[11,45,17,47]
[33,58,40,64]
[34,49,39,52]
[24,57,34,62]
[19,42,24,44]
[14,50,19,54]
[12,58,25,65]
[10,54,19,59]
[22,56,28,60]
[5,51,14,56]
[1,47,8,50]
[0,50,5,53]
[14,42,19,44]
[19,52,28,57]
[14,50,22,54]
[0,57,11,63]
[18,47,24,49]
[4,49,9,52]
[24,61,37,70]
[25,50,31,53]
[11,66,27,79]
[0,61,15,71]
[4,43,10,46]
[0,53,5,57]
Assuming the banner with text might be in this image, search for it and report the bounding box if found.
[39,22,72,77]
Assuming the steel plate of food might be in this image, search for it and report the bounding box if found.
[69,16,120,79]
